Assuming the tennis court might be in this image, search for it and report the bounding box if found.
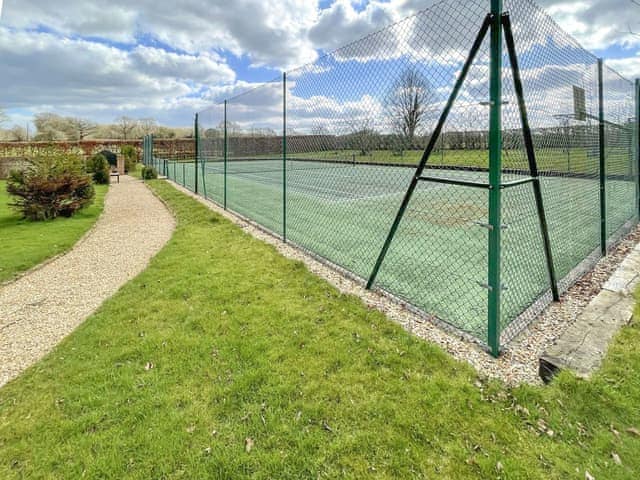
[141,0,638,353]
[158,155,637,340]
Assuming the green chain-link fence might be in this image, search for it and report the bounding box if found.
[143,0,639,356]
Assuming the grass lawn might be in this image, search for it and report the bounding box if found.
[182,146,633,176]
[0,179,639,478]
[287,148,632,175]
[0,180,108,283]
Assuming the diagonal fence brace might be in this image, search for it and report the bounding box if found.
[502,12,559,301]
[366,13,493,290]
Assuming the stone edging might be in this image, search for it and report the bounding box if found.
[539,243,640,381]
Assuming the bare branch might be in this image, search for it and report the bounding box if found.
[385,67,433,150]
[115,116,137,140]
[67,118,97,140]
[344,117,377,156]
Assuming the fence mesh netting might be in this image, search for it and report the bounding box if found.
[144,0,638,351]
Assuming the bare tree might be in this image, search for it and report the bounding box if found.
[0,108,8,127]
[9,125,28,142]
[93,124,119,139]
[155,126,177,139]
[385,67,432,149]
[33,112,67,141]
[67,117,97,140]
[138,118,158,136]
[310,124,336,152]
[115,116,137,140]
[346,118,377,156]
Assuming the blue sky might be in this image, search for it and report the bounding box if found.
[0,0,638,129]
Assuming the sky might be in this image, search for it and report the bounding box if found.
[0,0,638,130]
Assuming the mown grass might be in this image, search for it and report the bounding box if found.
[0,179,638,479]
[0,180,108,283]
[289,148,630,174]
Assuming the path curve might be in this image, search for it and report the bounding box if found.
[0,176,175,387]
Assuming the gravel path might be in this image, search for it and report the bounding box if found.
[0,176,175,387]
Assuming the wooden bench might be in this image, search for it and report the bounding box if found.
[110,169,120,183]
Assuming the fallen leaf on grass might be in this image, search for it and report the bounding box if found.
[626,427,640,437]
[144,362,154,371]
[611,452,622,465]
[496,461,503,472]
[186,425,196,434]
[537,419,548,433]
[585,470,595,480]
[322,420,333,433]
[245,437,254,453]
[610,425,620,439]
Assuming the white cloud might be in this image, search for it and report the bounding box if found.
[536,0,640,51]
[608,52,640,80]
[130,47,233,84]
[309,0,400,52]
[0,0,638,129]
[308,0,640,65]
[0,27,235,124]
[3,0,320,68]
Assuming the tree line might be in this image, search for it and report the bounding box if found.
[0,111,191,142]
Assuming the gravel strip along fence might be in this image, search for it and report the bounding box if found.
[0,176,175,387]
[167,179,640,386]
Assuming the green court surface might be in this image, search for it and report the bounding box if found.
[158,156,637,343]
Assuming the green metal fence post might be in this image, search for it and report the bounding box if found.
[283,72,287,242]
[224,99,228,210]
[598,58,606,256]
[487,0,503,357]
[195,113,199,194]
[636,79,640,218]
[150,134,154,170]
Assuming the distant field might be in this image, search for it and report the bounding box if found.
[176,146,634,176]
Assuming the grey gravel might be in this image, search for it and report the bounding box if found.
[0,176,175,387]
[170,181,640,386]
